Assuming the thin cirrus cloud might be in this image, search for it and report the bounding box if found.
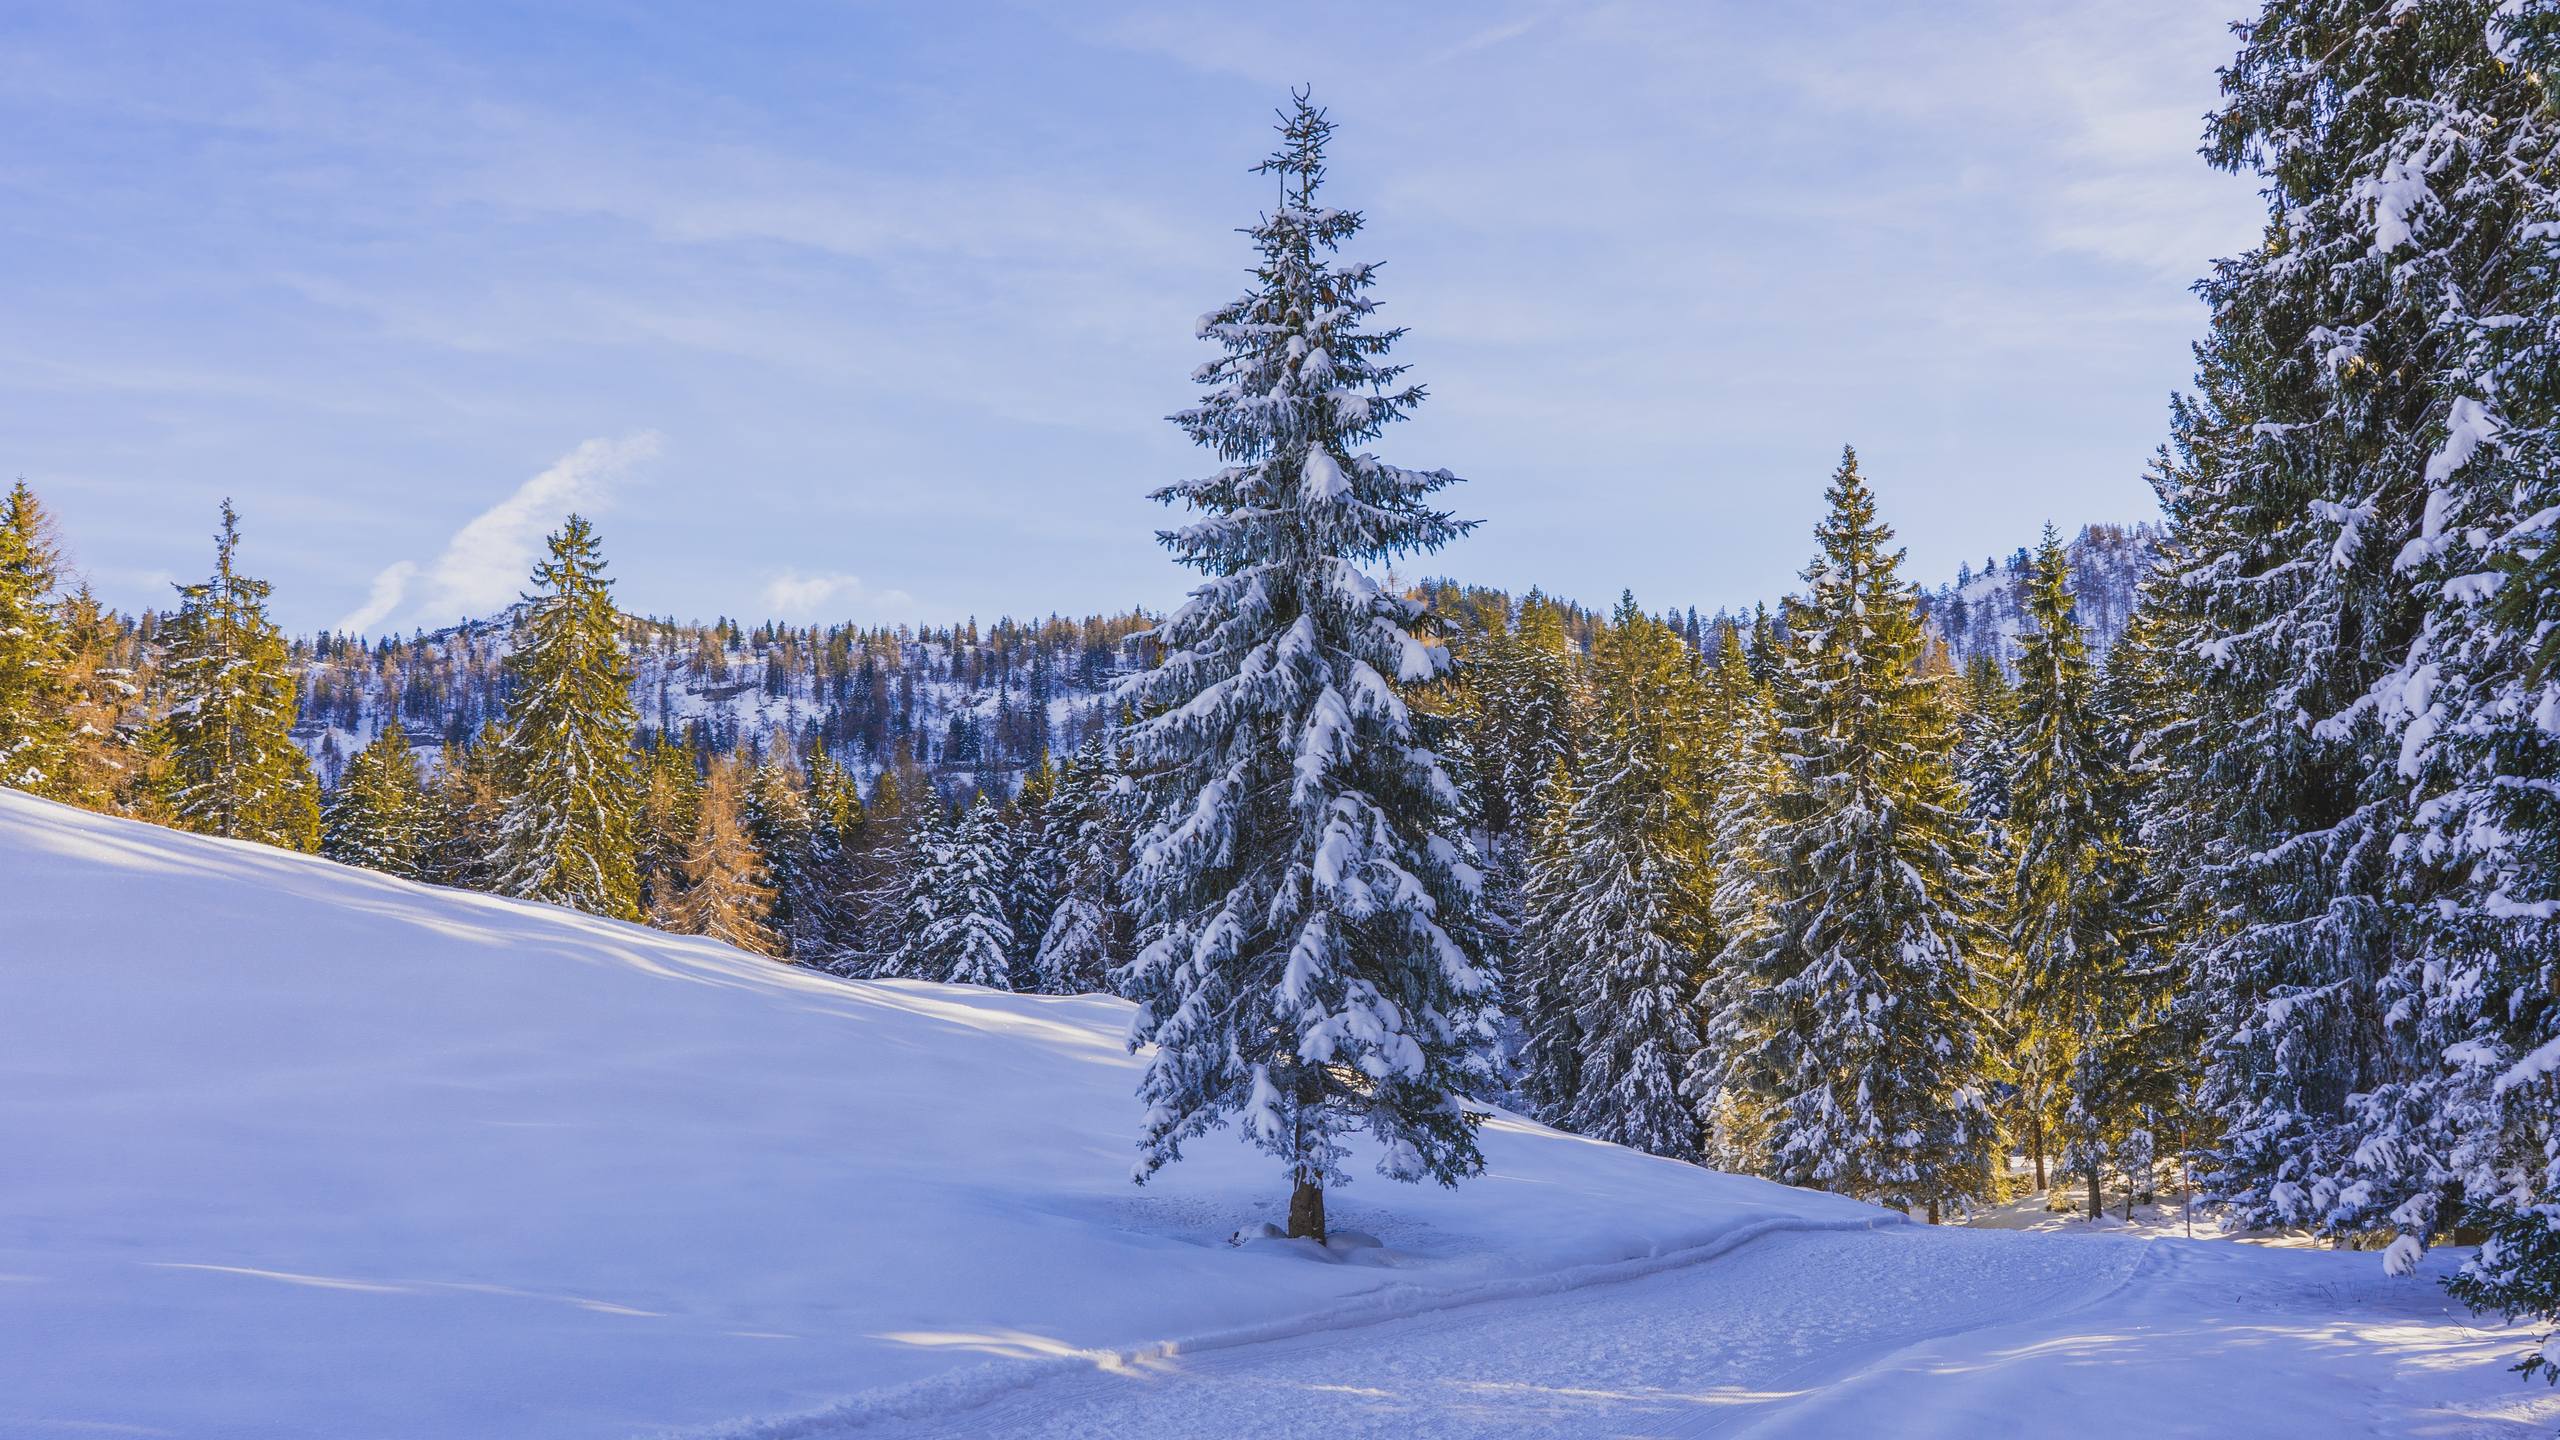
[334,433,661,636]
[758,570,923,626]
[8,3,2268,634]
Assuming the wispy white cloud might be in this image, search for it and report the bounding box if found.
[12,1,2260,632]
[759,569,922,625]
[336,433,660,635]
[333,559,417,635]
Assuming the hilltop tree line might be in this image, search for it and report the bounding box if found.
[5,0,2558,1387]
[294,604,1148,796]
[0,486,1141,980]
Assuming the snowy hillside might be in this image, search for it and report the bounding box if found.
[285,521,2160,795]
[1917,521,2157,668]
[0,788,1884,1438]
[292,609,1147,797]
[5,788,2552,1439]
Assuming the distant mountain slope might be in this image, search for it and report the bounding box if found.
[0,788,1885,1440]
[1915,522,2159,669]
[287,521,2160,791]
[293,609,1152,795]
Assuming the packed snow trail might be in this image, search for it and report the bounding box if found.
[825,1228,2549,1440]
[834,1226,2131,1440]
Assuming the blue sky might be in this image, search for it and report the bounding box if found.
[1,2,2263,636]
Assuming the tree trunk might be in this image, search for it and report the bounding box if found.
[1926,1196,1941,1225]
[2031,1119,2046,1190]
[1284,1067,1327,1245]
[1287,1174,1327,1244]
[2087,1167,2102,1222]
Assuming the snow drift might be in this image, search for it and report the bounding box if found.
[0,790,1884,1439]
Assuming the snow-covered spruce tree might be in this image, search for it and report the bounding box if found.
[322,719,430,878]
[157,500,320,851]
[1545,596,1713,1159]
[1953,652,2018,858]
[1511,756,1585,1120]
[1034,733,1131,995]
[2377,2,2560,1375]
[1717,449,1994,1220]
[1116,91,1490,1243]
[0,480,71,795]
[1004,755,1066,984]
[799,741,867,960]
[2163,0,2560,1254]
[493,515,641,919]
[877,797,949,980]
[667,756,781,957]
[850,751,930,975]
[2087,589,2192,1184]
[2008,524,2152,1220]
[1692,619,1788,1173]
[1453,593,1584,1096]
[910,796,1015,989]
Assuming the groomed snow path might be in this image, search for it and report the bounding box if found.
[824,1228,2552,1439]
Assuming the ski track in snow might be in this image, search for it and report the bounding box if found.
[841,1226,2127,1440]
[811,1228,2550,1440]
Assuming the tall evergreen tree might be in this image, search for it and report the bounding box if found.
[876,797,948,980]
[2089,590,2189,1184]
[1005,755,1066,981]
[1693,620,1788,1172]
[493,515,641,919]
[2155,1,2559,1263]
[0,480,71,795]
[1540,596,1711,1158]
[1716,449,1993,1219]
[322,720,430,878]
[1033,733,1129,995]
[1453,592,1584,1091]
[1117,92,1490,1242]
[891,796,1016,987]
[799,740,867,963]
[1953,652,2018,853]
[1513,757,1584,1121]
[1949,646,2043,1185]
[2294,0,2560,1372]
[2007,525,2147,1219]
[156,501,320,850]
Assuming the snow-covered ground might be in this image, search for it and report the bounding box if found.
[1955,1183,2329,1246]
[3,788,2551,1438]
[858,1229,2544,1439]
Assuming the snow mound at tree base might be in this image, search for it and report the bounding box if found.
[0,790,1885,1440]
